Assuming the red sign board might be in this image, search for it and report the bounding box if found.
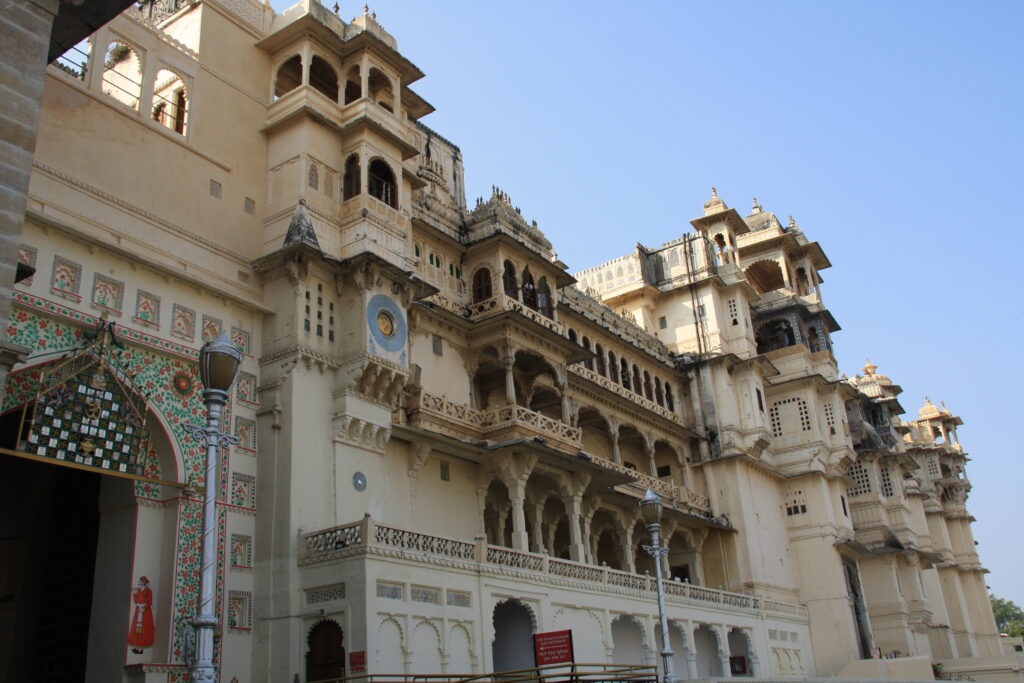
[350,650,367,673]
[533,629,574,666]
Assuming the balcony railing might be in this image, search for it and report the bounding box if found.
[408,393,581,453]
[300,517,808,620]
[468,295,563,335]
[408,393,710,515]
[407,393,711,515]
[568,364,687,427]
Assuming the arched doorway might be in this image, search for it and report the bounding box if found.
[611,615,646,665]
[492,599,534,673]
[307,619,346,681]
[0,342,183,681]
[693,624,722,677]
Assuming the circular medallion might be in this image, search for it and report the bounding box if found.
[353,471,367,492]
[366,294,406,352]
[172,371,193,396]
[376,310,395,337]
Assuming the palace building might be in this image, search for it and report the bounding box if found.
[0,1,1016,682]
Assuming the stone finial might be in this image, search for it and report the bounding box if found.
[332,2,339,13]
[788,214,796,228]
[751,197,762,214]
[862,359,877,376]
[283,198,321,250]
[703,186,726,215]
[364,4,370,13]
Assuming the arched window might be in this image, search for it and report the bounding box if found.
[274,54,302,99]
[502,261,517,298]
[368,159,396,208]
[344,64,361,104]
[306,620,345,682]
[620,358,630,390]
[368,67,393,112]
[428,252,441,269]
[608,352,618,382]
[472,268,493,302]
[644,372,653,401]
[308,162,319,190]
[655,377,664,407]
[152,68,188,135]
[102,42,143,111]
[343,154,360,199]
[632,366,642,396]
[595,344,606,377]
[796,267,811,296]
[537,277,553,318]
[521,268,537,309]
[664,383,675,412]
[582,337,593,371]
[309,55,339,101]
[568,329,578,344]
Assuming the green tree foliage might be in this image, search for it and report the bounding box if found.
[990,595,1024,637]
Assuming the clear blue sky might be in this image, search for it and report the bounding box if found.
[276,1,1024,608]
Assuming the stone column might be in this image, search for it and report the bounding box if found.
[508,478,530,552]
[503,355,516,406]
[567,493,585,562]
[0,0,59,386]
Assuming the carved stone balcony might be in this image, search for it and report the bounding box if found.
[468,294,563,335]
[407,392,580,453]
[299,516,808,621]
[568,364,690,428]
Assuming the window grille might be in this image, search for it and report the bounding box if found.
[880,466,895,498]
[848,462,872,497]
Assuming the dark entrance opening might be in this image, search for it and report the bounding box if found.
[307,620,346,682]
[0,454,102,682]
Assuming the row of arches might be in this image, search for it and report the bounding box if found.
[567,329,676,412]
[55,38,189,136]
[470,347,692,488]
[274,54,396,111]
[743,258,818,299]
[469,261,555,319]
[495,599,757,679]
[341,154,398,208]
[482,471,698,578]
[754,317,828,355]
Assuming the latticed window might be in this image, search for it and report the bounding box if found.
[879,466,895,498]
[848,461,872,497]
[728,298,739,325]
[824,403,835,426]
[785,488,807,516]
[927,457,940,478]
[769,397,812,437]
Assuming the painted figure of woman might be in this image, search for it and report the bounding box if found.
[128,576,154,653]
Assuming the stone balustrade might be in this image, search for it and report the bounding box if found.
[299,517,808,620]
[467,294,564,335]
[568,364,687,427]
[408,393,711,514]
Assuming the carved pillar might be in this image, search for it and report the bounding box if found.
[559,378,571,424]
[715,625,732,678]
[567,494,585,562]
[609,419,622,465]
[503,355,516,406]
[527,500,544,553]
[624,523,636,574]
[508,478,530,552]
[643,432,657,478]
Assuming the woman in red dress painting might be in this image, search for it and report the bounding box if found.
[128,576,154,653]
